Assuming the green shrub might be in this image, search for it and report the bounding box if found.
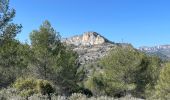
[13,78,37,98]
[13,77,55,99]
[84,73,106,96]
[71,86,93,97]
[153,62,170,99]
[37,79,55,95]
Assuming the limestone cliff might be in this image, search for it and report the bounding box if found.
[62,31,112,46]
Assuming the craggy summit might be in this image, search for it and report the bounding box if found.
[62,31,111,46]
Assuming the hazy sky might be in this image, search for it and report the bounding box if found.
[10,0,170,47]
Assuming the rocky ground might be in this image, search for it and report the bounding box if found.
[72,43,115,65]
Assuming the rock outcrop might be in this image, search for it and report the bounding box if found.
[62,31,111,46]
[62,32,115,65]
[74,43,115,65]
[62,31,131,65]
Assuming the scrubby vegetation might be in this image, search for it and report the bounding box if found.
[153,62,170,99]
[84,46,162,99]
[13,77,55,99]
[0,0,169,100]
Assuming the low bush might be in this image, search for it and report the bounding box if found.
[0,90,144,100]
[12,77,55,99]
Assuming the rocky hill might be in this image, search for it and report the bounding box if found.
[139,45,170,60]
[62,31,113,46]
[62,32,127,65]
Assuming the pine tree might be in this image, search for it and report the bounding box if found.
[154,62,170,99]
[0,0,28,88]
[30,21,82,95]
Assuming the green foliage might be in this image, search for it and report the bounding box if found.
[84,72,107,96]
[135,56,161,98]
[85,46,161,98]
[0,0,26,88]
[13,77,55,98]
[153,62,170,99]
[0,40,31,88]
[37,79,55,95]
[85,46,140,97]
[13,78,37,98]
[29,20,61,79]
[0,0,22,42]
[29,20,83,95]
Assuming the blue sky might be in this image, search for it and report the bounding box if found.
[10,0,170,48]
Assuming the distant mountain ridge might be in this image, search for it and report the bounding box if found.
[139,45,170,52]
[139,45,170,60]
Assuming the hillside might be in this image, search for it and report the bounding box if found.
[62,31,130,65]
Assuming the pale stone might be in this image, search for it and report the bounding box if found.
[62,31,109,46]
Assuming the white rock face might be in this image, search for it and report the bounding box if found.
[95,35,105,44]
[62,32,109,46]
